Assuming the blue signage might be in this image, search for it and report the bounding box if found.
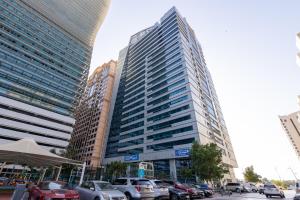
[124,154,139,161]
[175,148,190,157]
[138,169,145,178]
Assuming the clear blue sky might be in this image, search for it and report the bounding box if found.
[90,0,300,180]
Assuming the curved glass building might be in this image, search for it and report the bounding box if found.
[0,0,110,151]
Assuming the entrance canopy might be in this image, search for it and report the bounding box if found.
[0,139,81,167]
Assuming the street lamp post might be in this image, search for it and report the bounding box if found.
[288,167,298,180]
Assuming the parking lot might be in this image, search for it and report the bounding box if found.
[210,190,295,200]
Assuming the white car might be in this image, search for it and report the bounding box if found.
[264,184,285,198]
[243,183,258,192]
[226,182,243,192]
[76,181,126,200]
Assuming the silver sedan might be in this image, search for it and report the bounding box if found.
[76,180,127,200]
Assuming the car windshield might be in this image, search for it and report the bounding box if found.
[198,184,208,189]
[39,182,67,190]
[227,183,240,186]
[154,180,163,185]
[96,182,114,190]
[132,180,151,185]
[264,185,276,188]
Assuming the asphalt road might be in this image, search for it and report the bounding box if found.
[210,190,295,200]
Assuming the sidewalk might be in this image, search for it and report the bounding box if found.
[0,193,12,200]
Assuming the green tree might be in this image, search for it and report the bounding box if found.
[105,161,127,181]
[179,168,194,183]
[271,180,288,189]
[155,171,169,180]
[191,142,228,183]
[260,177,269,183]
[243,166,261,183]
[59,146,77,181]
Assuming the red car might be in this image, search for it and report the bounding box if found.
[29,181,80,200]
[174,183,204,199]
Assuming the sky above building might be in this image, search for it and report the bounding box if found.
[90,0,300,180]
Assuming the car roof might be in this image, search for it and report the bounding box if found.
[39,181,65,184]
[117,177,150,180]
[264,184,276,186]
[92,181,110,183]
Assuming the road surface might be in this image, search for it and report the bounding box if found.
[210,190,295,200]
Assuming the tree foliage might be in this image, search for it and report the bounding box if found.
[155,171,169,180]
[50,147,77,181]
[191,142,228,182]
[260,177,269,183]
[105,161,127,181]
[271,180,288,189]
[243,166,261,183]
[179,168,194,183]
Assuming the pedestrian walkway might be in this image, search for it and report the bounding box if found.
[0,193,12,200]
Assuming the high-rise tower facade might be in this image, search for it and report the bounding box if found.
[70,60,117,168]
[104,7,237,181]
[279,111,300,159]
[0,0,110,151]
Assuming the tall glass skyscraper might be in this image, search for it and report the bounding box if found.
[104,7,237,181]
[0,0,110,151]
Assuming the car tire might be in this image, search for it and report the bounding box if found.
[94,197,100,200]
[265,195,269,198]
[170,194,178,200]
[125,193,132,200]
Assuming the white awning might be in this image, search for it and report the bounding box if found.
[0,139,81,167]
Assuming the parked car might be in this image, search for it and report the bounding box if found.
[295,194,300,200]
[76,180,126,200]
[194,183,214,197]
[174,183,204,199]
[159,180,190,200]
[225,182,243,192]
[0,177,9,186]
[247,183,258,192]
[112,177,155,200]
[296,181,300,194]
[242,183,254,193]
[149,179,170,200]
[264,184,285,198]
[10,178,26,186]
[28,181,80,200]
[258,185,264,194]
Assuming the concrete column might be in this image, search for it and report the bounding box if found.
[55,166,62,181]
[38,168,47,184]
[0,162,6,174]
[169,159,177,181]
[79,162,86,185]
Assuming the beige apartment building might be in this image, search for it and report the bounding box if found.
[279,111,300,158]
[69,60,116,169]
